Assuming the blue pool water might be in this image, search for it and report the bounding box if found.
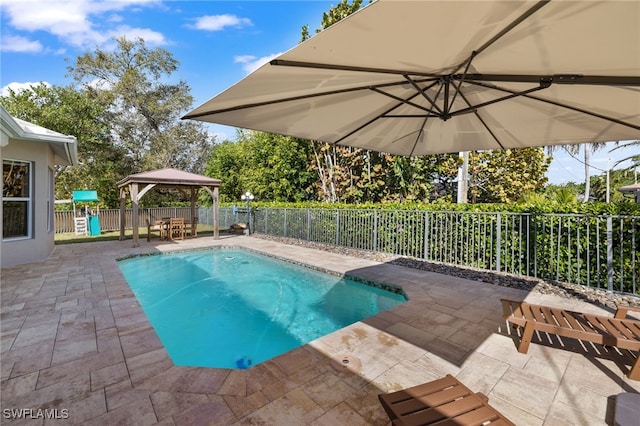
[117,248,406,369]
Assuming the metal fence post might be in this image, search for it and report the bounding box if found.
[373,210,378,252]
[607,215,614,291]
[496,212,502,272]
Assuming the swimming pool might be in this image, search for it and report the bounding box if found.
[117,248,406,369]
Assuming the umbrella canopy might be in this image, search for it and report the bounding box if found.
[185,0,640,156]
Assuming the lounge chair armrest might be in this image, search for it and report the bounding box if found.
[614,305,640,319]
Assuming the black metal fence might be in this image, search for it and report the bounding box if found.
[54,206,639,295]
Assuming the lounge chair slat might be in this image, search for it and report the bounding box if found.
[380,374,462,404]
[379,375,515,426]
[391,393,487,426]
[390,386,473,417]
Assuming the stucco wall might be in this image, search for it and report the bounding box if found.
[1,139,56,267]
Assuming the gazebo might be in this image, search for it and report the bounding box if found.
[117,168,221,246]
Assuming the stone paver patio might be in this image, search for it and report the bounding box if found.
[1,235,638,425]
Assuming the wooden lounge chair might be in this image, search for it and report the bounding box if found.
[378,374,515,426]
[501,298,640,380]
[168,217,185,240]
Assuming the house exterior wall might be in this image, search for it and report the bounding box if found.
[1,139,56,267]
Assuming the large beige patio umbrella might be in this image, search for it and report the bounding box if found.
[184,0,639,156]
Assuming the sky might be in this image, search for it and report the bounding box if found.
[1,0,637,186]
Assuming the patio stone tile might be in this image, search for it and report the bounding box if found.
[410,350,464,378]
[310,401,371,426]
[223,390,270,419]
[136,366,202,392]
[119,326,164,359]
[269,346,324,376]
[85,395,157,426]
[56,316,96,341]
[13,323,58,349]
[521,345,572,384]
[553,380,617,423]
[252,359,292,384]
[90,362,129,391]
[489,367,557,418]
[104,380,150,412]
[1,359,14,381]
[2,373,92,413]
[477,332,531,369]
[259,360,332,402]
[371,358,441,393]
[150,391,210,422]
[1,329,19,352]
[184,368,229,394]
[485,394,544,426]
[175,395,236,426]
[343,384,392,426]
[300,371,358,409]
[384,322,437,350]
[125,348,173,387]
[562,353,637,394]
[6,340,55,377]
[51,334,97,365]
[218,369,251,397]
[234,388,324,425]
[1,371,38,397]
[60,389,107,425]
[21,311,61,329]
[37,355,102,389]
[456,351,510,394]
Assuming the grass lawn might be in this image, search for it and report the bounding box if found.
[55,225,219,244]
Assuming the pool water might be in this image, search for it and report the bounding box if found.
[117,248,406,369]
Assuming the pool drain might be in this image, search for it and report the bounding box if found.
[331,354,362,372]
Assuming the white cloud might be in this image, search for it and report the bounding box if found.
[190,14,252,32]
[0,0,165,50]
[234,52,282,75]
[1,81,51,97]
[0,34,43,53]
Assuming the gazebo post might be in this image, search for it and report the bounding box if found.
[131,183,139,247]
[190,188,197,225]
[119,187,127,241]
[213,187,219,239]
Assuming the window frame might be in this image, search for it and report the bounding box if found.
[2,159,33,241]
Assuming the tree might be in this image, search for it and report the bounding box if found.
[67,37,215,176]
[469,148,551,203]
[0,83,128,206]
[205,130,316,202]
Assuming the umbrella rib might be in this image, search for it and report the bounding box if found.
[453,0,550,73]
[371,86,431,112]
[466,80,640,131]
[403,75,444,115]
[183,77,438,119]
[409,117,430,157]
[270,59,441,78]
[334,91,426,146]
[450,84,550,117]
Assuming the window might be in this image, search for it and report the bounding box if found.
[3,160,32,239]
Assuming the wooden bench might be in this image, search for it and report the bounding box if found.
[378,374,515,426]
[501,298,640,380]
